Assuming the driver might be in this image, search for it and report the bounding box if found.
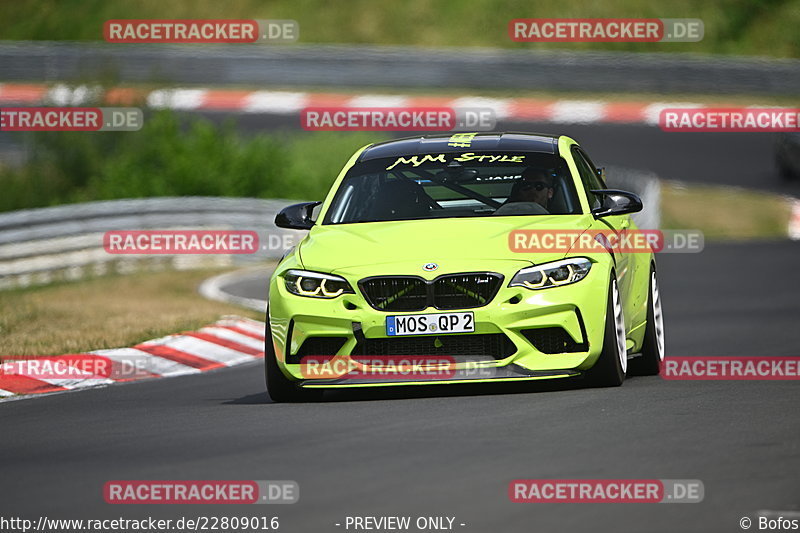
[505,168,554,210]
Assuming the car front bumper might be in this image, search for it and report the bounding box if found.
[268,261,612,387]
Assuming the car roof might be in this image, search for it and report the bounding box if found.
[358,132,560,162]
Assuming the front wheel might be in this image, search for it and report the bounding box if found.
[629,267,665,375]
[264,311,323,403]
[585,277,627,387]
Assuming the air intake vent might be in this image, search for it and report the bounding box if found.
[359,273,503,311]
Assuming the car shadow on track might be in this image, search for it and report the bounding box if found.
[221,373,632,405]
[225,392,273,405]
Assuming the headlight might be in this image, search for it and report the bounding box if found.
[284,269,354,298]
[509,258,592,290]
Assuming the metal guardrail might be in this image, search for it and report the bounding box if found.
[0,41,798,95]
[0,197,299,289]
[0,167,659,291]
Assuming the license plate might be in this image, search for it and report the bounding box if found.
[386,312,474,336]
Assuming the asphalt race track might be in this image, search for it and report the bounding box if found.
[2,114,799,532]
[194,112,800,196]
[2,239,799,533]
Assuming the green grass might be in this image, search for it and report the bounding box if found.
[1,0,799,58]
[661,181,792,239]
[0,267,264,356]
[0,110,383,212]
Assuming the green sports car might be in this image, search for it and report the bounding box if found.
[265,132,665,402]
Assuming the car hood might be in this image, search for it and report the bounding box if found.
[297,215,595,274]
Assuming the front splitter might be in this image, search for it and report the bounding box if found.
[299,364,581,388]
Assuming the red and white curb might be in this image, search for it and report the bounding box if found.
[0,82,710,126]
[790,199,800,241]
[0,316,265,401]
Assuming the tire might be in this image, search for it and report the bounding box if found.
[585,277,627,387]
[629,267,665,376]
[264,310,323,403]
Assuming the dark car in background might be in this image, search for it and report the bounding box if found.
[776,133,800,180]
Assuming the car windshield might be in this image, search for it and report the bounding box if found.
[323,151,582,224]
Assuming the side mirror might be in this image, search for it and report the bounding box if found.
[590,189,643,218]
[275,201,322,230]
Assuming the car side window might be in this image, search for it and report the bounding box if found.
[571,146,604,209]
[578,148,607,188]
